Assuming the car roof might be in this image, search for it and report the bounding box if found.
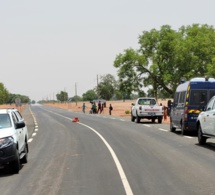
[0,108,17,114]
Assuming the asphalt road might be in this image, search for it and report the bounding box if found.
[0,104,215,195]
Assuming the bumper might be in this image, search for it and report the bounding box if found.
[138,112,163,118]
[0,143,17,165]
[184,121,197,131]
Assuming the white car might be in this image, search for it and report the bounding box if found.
[0,108,29,173]
[196,96,215,145]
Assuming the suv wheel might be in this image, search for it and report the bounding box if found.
[198,125,207,145]
[170,122,176,132]
[181,121,186,135]
[10,149,20,174]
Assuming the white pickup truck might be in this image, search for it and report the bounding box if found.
[131,97,163,123]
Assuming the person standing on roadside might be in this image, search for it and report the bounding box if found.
[100,103,104,114]
[109,104,113,115]
[97,101,101,113]
[82,103,86,113]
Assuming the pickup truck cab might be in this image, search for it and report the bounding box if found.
[131,97,163,123]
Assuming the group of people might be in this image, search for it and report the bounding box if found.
[82,101,113,115]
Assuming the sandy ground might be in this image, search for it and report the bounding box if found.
[44,99,171,124]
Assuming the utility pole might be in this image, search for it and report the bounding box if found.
[75,83,77,106]
[97,74,99,98]
[97,74,99,88]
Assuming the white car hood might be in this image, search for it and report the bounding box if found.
[0,128,14,138]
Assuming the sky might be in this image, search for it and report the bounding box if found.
[0,0,215,101]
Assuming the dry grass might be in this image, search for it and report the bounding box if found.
[44,99,171,124]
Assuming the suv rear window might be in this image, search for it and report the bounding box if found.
[0,114,12,129]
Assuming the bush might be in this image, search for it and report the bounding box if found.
[125,110,130,114]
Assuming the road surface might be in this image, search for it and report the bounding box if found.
[0,104,215,195]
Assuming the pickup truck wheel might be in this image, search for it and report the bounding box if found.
[198,125,207,145]
[158,116,162,124]
[10,149,20,174]
[136,114,140,123]
[131,114,135,122]
[152,118,155,123]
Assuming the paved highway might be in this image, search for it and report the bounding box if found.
[0,104,215,195]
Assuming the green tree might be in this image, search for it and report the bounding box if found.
[82,90,97,101]
[56,91,68,102]
[68,95,82,102]
[97,74,116,100]
[114,24,215,98]
[0,83,10,104]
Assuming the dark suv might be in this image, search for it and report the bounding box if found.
[0,108,29,173]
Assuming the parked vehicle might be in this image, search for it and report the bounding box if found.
[131,97,163,123]
[170,77,215,135]
[0,108,29,173]
[196,95,215,145]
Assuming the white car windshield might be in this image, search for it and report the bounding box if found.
[0,114,12,129]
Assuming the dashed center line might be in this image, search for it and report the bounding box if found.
[159,128,168,132]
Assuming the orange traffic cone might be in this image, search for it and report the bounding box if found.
[72,117,79,122]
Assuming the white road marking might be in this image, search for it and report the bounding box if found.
[35,128,38,132]
[79,122,133,195]
[143,124,151,127]
[28,138,33,143]
[43,108,133,195]
[158,128,168,132]
[184,136,193,139]
[32,133,37,137]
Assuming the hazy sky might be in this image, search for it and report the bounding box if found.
[1,0,215,101]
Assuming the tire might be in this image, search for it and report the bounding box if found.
[152,118,155,123]
[10,149,20,174]
[158,116,162,124]
[181,121,186,135]
[170,122,176,132]
[136,113,140,123]
[20,142,28,164]
[131,114,135,122]
[198,125,207,145]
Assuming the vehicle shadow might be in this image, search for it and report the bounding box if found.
[170,129,197,137]
[0,164,24,176]
[195,142,215,151]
